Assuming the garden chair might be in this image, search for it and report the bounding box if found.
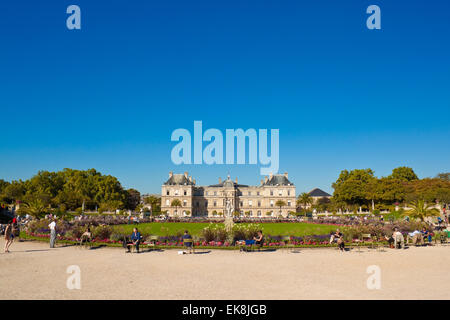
[147,235,159,251]
[78,234,92,249]
[355,233,372,251]
[281,236,295,253]
[123,235,142,253]
[183,238,194,254]
[371,235,384,252]
[394,233,405,249]
[362,233,377,250]
[439,231,450,245]
[354,238,363,252]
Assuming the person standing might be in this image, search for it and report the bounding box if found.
[3,223,13,253]
[49,219,57,248]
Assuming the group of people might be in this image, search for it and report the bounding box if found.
[328,226,441,252]
[121,229,196,254]
[236,230,264,251]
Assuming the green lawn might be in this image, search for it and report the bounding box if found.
[112,222,341,237]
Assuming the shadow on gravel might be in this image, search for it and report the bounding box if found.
[193,250,211,254]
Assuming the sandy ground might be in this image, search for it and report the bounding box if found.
[1,239,449,300]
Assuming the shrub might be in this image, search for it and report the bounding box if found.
[110,231,127,242]
[65,226,84,239]
[92,225,113,240]
[202,224,216,242]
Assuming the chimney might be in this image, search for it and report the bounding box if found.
[184,171,188,178]
[264,176,268,183]
[235,177,238,183]
[193,179,196,185]
[260,179,264,186]
[189,176,192,182]
[219,177,222,184]
[269,173,273,180]
[169,171,173,178]
[284,172,288,178]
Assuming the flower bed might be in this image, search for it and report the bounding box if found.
[22,218,431,249]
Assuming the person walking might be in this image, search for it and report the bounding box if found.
[3,223,13,253]
[49,219,57,248]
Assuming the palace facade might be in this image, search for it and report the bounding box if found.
[161,172,296,218]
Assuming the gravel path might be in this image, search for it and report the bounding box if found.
[1,240,449,299]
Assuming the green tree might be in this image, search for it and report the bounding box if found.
[19,199,47,219]
[144,195,161,213]
[389,167,418,181]
[171,199,182,216]
[296,193,312,211]
[332,169,376,210]
[275,200,286,216]
[376,177,407,206]
[125,188,141,210]
[436,172,450,181]
[404,199,440,221]
[2,180,26,203]
[313,197,331,212]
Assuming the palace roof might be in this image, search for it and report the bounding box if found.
[308,188,331,197]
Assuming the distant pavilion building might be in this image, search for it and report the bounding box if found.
[308,188,332,204]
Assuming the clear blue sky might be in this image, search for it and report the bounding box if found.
[0,0,449,195]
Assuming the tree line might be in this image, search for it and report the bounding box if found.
[1,166,448,218]
[0,168,141,216]
[297,167,450,214]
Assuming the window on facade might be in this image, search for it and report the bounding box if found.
[258,201,261,207]
[278,190,282,196]
[288,190,290,196]
[175,190,179,195]
[249,210,253,216]
[248,200,252,206]
[257,211,261,216]
[248,191,251,196]
[270,200,274,207]
[205,201,208,207]
[196,202,199,207]
[288,201,291,207]
[240,201,243,207]
[166,199,169,206]
[270,190,274,196]
[214,191,217,196]
[166,190,169,195]
[183,200,187,206]
[184,190,187,196]
[213,201,217,207]
[257,191,260,196]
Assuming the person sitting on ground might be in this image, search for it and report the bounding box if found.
[253,230,264,248]
[182,230,193,253]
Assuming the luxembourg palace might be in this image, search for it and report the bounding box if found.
[161,172,296,217]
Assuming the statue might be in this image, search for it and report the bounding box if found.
[225,198,234,218]
[224,198,234,238]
